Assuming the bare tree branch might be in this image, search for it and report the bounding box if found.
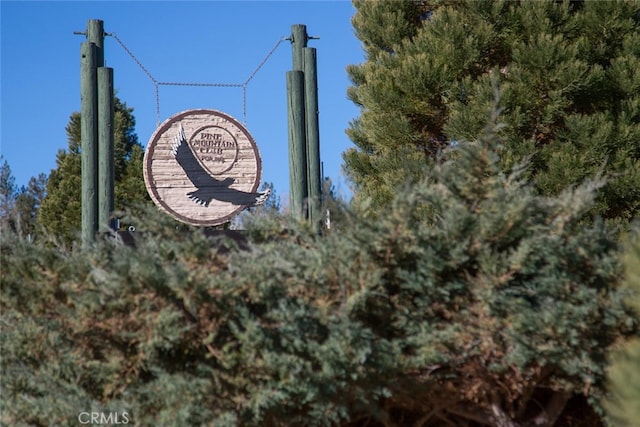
[524,391,571,427]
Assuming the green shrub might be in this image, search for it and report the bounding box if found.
[1,118,636,426]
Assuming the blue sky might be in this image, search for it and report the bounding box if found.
[1,0,363,204]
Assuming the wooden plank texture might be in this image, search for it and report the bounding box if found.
[144,109,263,226]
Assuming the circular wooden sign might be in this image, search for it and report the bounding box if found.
[144,109,264,226]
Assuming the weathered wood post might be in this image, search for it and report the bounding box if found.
[304,47,321,226]
[287,24,321,223]
[98,66,114,230]
[80,19,114,245]
[81,40,98,246]
[87,19,104,67]
[291,24,307,72]
[287,71,308,219]
[288,25,309,219]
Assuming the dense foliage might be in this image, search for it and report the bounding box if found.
[2,2,639,425]
[605,237,640,426]
[37,98,149,244]
[345,0,640,225]
[0,158,47,239]
[2,116,636,426]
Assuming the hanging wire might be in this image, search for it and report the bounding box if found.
[158,82,243,88]
[244,37,287,86]
[154,85,160,127]
[107,32,287,125]
[109,33,158,85]
[242,86,247,126]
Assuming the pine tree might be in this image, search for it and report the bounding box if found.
[0,158,45,239]
[345,0,640,225]
[37,98,150,243]
[14,173,47,240]
[0,157,17,224]
[321,177,350,232]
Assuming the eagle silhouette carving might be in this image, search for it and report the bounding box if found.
[172,124,270,207]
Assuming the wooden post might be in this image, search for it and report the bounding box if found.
[304,47,321,227]
[86,19,104,66]
[288,24,322,222]
[98,67,114,230]
[291,24,308,71]
[81,41,98,246]
[287,71,308,218]
[81,19,109,245]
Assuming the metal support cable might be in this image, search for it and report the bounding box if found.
[102,32,286,125]
[154,84,160,127]
[242,86,248,125]
[109,33,158,84]
[244,37,287,86]
[158,82,243,88]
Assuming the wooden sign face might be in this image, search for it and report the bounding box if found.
[144,109,262,226]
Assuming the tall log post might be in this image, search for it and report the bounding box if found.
[287,71,308,218]
[81,41,98,247]
[304,47,321,227]
[98,67,114,230]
